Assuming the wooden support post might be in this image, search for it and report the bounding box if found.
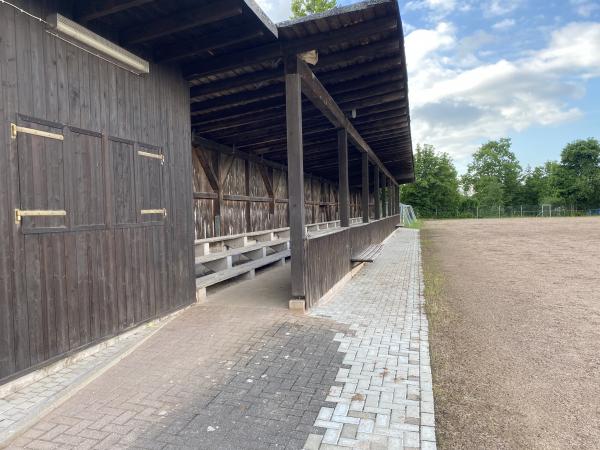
[374,168,381,219]
[338,128,350,227]
[387,178,394,216]
[285,56,306,300]
[361,152,369,224]
[381,174,387,217]
[245,159,251,232]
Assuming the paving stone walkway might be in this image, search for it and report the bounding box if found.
[306,229,435,450]
[3,228,434,450]
[0,322,160,445]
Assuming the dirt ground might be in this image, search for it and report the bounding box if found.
[421,217,600,450]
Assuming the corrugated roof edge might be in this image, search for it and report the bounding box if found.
[276,0,416,184]
[277,0,393,26]
[244,0,279,38]
[393,1,415,183]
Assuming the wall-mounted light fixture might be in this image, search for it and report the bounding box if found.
[46,13,149,74]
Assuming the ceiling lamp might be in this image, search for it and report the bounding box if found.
[46,13,149,74]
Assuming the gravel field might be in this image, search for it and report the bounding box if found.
[421,217,600,450]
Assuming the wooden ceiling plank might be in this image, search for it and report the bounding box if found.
[190,69,283,101]
[183,15,398,80]
[78,0,154,22]
[122,0,243,45]
[155,28,265,63]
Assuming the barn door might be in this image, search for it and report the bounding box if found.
[13,117,67,231]
[11,116,70,367]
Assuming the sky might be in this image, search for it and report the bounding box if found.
[255,0,600,172]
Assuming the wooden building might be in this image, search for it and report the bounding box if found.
[0,0,413,383]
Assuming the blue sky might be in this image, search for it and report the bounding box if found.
[256,0,600,172]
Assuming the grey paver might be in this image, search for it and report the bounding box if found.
[308,229,436,449]
[5,228,434,450]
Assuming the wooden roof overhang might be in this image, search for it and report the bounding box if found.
[71,0,414,185]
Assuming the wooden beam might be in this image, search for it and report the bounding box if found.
[121,0,243,45]
[285,56,306,299]
[191,83,283,115]
[387,178,394,216]
[315,38,399,69]
[258,165,275,225]
[190,68,283,101]
[296,58,398,185]
[219,155,236,186]
[184,16,398,80]
[77,0,153,22]
[193,135,333,187]
[374,167,381,219]
[155,28,264,64]
[381,173,387,217]
[362,153,369,223]
[193,192,218,200]
[318,55,403,84]
[338,129,349,227]
[193,147,219,192]
[245,160,252,232]
[191,70,402,116]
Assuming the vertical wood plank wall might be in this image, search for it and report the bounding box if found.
[192,148,378,239]
[0,3,195,382]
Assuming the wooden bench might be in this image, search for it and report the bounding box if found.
[195,249,290,301]
[194,218,363,301]
[195,238,289,276]
[351,244,383,263]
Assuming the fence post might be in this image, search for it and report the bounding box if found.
[498,205,500,218]
[476,206,479,219]
[521,205,523,217]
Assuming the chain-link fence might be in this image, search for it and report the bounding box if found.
[415,204,595,219]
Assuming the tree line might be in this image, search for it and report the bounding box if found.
[401,138,600,217]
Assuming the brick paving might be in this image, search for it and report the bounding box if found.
[307,229,435,450]
[0,323,159,445]
[3,228,434,450]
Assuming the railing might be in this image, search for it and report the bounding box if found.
[303,215,401,307]
[193,217,362,299]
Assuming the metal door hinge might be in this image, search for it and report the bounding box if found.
[140,208,167,218]
[15,209,67,224]
[10,123,64,141]
[137,150,165,164]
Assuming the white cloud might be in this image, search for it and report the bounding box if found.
[254,0,292,23]
[406,0,457,12]
[492,18,516,30]
[483,0,521,17]
[405,22,600,166]
[570,0,600,18]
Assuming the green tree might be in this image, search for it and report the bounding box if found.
[518,162,563,206]
[401,144,461,216]
[462,138,522,205]
[291,0,337,18]
[555,138,600,208]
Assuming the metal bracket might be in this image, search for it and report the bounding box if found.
[140,208,167,218]
[10,123,64,141]
[15,209,67,224]
[137,150,165,165]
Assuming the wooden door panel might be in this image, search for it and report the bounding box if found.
[16,119,66,232]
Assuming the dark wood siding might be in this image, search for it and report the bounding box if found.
[0,2,194,382]
[191,146,361,239]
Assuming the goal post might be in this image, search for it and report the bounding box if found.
[541,204,552,217]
